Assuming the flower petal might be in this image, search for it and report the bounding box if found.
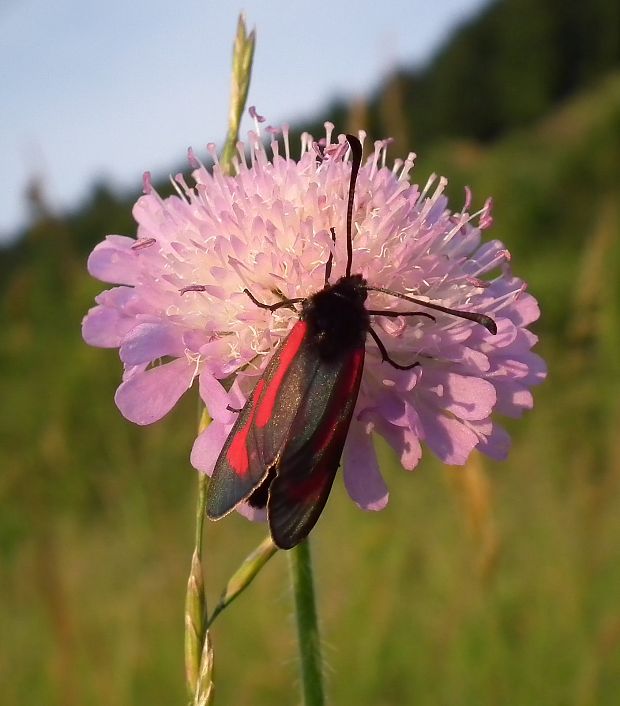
[474,421,511,460]
[120,323,186,364]
[343,423,388,511]
[199,372,237,423]
[423,371,496,421]
[87,235,140,285]
[377,419,422,471]
[418,408,480,465]
[494,381,534,418]
[115,358,194,425]
[236,502,267,522]
[509,292,541,326]
[82,305,135,347]
[190,420,231,474]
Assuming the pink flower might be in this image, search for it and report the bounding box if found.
[82,121,545,515]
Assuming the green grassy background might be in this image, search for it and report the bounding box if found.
[2,2,620,703]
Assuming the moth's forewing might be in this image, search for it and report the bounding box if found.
[206,321,312,519]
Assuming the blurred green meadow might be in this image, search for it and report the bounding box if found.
[2,2,620,704]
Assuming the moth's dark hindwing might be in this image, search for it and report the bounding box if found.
[267,342,365,548]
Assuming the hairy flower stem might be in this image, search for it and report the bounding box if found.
[289,540,325,706]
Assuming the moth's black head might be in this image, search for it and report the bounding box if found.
[302,275,369,359]
[331,273,368,302]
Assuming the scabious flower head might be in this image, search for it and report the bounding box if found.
[82,120,545,516]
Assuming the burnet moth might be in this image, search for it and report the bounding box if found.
[206,135,497,549]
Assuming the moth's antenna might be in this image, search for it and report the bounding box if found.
[366,286,498,335]
[345,134,362,278]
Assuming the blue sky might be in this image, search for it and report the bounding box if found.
[0,0,488,241]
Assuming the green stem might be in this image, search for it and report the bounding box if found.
[288,540,325,706]
[184,411,212,700]
[194,472,209,555]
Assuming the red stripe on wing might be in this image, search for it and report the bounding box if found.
[310,347,364,457]
[226,379,265,477]
[255,321,307,428]
[283,347,364,504]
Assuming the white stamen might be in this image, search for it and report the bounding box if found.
[399,152,416,181]
[324,121,335,146]
[169,175,188,203]
[419,173,438,201]
[185,349,203,386]
[282,124,290,160]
